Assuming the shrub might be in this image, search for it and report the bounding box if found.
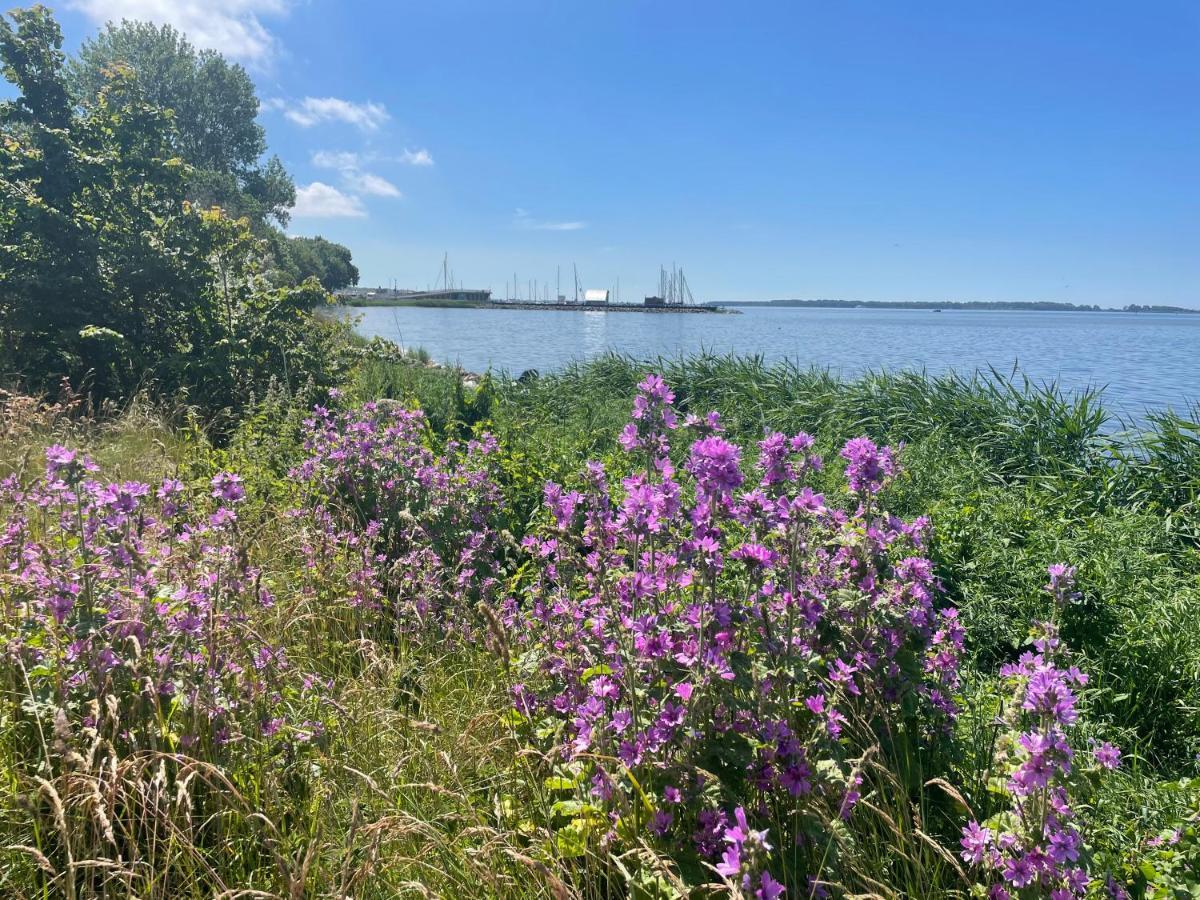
[0,446,338,893]
[504,375,964,893]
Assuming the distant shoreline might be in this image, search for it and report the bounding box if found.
[711,299,1198,314]
[338,298,731,314]
[338,295,1196,315]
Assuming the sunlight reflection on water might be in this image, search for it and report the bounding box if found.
[349,305,1200,419]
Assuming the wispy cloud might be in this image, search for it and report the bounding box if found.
[311,150,402,199]
[68,0,289,64]
[314,149,434,169]
[343,171,401,198]
[398,148,434,166]
[514,208,587,231]
[292,182,366,218]
[311,150,361,170]
[275,97,389,131]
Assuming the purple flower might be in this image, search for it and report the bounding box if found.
[649,810,674,836]
[687,436,743,496]
[1046,563,1081,604]
[1047,824,1081,864]
[1002,853,1036,888]
[757,872,785,900]
[960,821,992,864]
[46,592,75,624]
[1092,741,1121,769]
[839,437,897,495]
[715,844,742,878]
[210,472,245,503]
[45,444,77,477]
[1023,667,1078,725]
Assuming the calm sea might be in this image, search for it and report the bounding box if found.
[349,305,1200,419]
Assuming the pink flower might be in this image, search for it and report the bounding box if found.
[1092,741,1121,769]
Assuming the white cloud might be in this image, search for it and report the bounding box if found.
[310,150,401,198]
[292,182,366,218]
[281,97,389,131]
[514,208,586,231]
[311,150,361,170]
[398,148,434,166]
[344,171,401,198]
[68,0,289,64]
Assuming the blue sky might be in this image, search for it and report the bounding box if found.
[34,2,1200,306]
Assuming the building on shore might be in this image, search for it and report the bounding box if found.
[583,289,610,307]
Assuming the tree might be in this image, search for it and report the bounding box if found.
[1,6,349,414]
[66,19,294,227]
[1,4,109,372]
[281,236,360,292]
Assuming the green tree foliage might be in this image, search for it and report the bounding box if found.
[278,235,360,292]
[0,5,350,416]
[65,18,295,227]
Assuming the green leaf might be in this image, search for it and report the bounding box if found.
[553,817,592,858]
[581,664,614,681]
[543,775,577,792]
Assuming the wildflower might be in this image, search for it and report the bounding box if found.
[157,478,184,498]
[45,444,77,477]
[838,775,863,820]
[758,872,785,899]
[1047,825,1081,864]
[715,843,742,879]
[650,810,674,836]
[210,472,246,503]
[1046,563,1081,605]
[1002,854,1036,888]
[46,591,75,624]
[684,410,723,434]
[1023,667,1079,724]
[687,436,743,496]
[1092,741,1121,769]
[839,436,897,495]
[961,821,993,864]
[506,379,972,892]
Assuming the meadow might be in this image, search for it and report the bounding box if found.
[1,352,1197,899]
[3,5,1197,896]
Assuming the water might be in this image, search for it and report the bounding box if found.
[349,305,1200,418]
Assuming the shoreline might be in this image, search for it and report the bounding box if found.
[338,300,734,314]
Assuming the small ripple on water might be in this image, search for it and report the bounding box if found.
[349,305,1200,418]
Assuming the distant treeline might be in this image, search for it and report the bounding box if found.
[713,299,1199,314]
